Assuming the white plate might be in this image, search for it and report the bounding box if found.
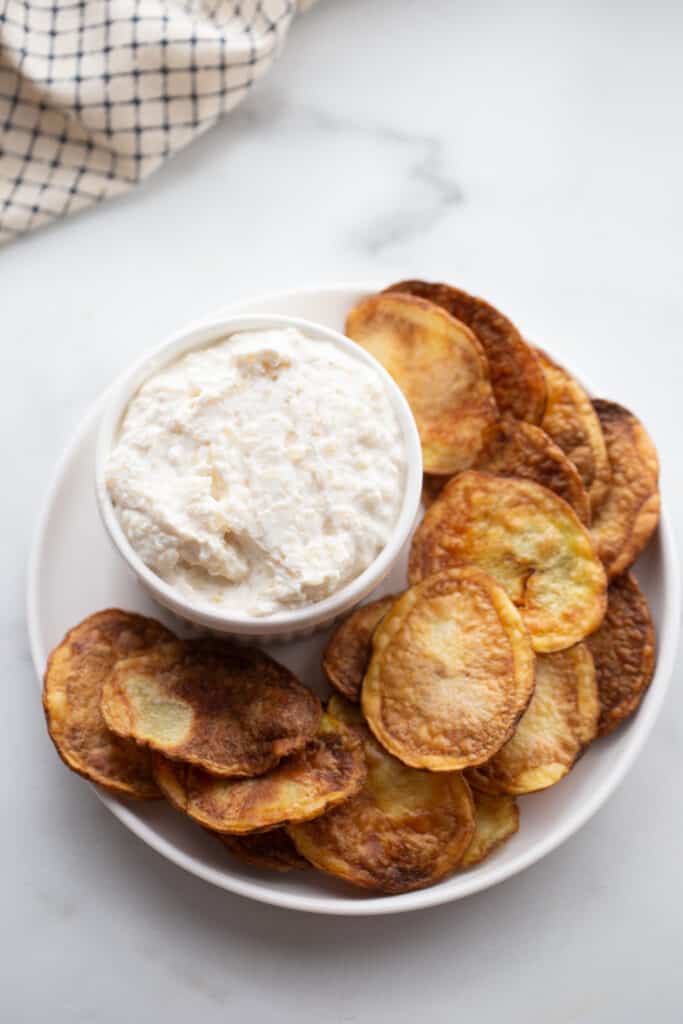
[27,284,681,916]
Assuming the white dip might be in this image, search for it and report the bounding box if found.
[106,327,405,616]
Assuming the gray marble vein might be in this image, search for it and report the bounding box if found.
[232,98,465,253]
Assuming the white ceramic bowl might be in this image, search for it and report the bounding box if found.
[94,313,423,641]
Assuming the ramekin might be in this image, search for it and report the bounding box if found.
[94,314,423,641]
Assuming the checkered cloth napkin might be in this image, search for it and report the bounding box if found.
[0,1,315,244]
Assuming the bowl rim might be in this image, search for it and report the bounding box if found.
[27,282,682,916]
[94,312,423,636]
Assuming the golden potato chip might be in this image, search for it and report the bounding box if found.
[153,713,365,834]
[361,567,535,771]
[460,790,519,868]
[322,595,396,703]
[536,349,610,512]
[587,573,656,736]
[385,280,546,424]
[43,609,174,798]
[590,400,660,579]
[345,291,497,474]
[215,829,308,872]
[409,471,607,652]
[466,644,599,795]
[101,639,321,777]
[288,695,475,894]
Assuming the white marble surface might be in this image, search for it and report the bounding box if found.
[4,1,683,1020]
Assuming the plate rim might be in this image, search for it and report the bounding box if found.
[26,282,682,916]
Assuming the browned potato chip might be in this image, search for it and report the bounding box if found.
[409,471,607,652]
[587,573,656,736]
[101,639,321,777]
[423,418,590,519]
[43,609,174,798]
[421,418,590,524]
[153,713,366,834]
[590,400,660,579]
[460,790,519,868]
[345,291,497,474]
[215,829,308,872]
[288,696,475,894]
[322,595,396,703]
[385,280,546,423]
[361,567,535,771]
[466,644,599,795]
[477,417,591,523]
[536,349,611,512]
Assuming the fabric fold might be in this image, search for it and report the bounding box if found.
[0,0,313,243]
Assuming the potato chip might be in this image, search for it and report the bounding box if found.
[361,567,535,771]
[409,471,607,652]
[587,573,656,736]
[345,291,497,474]
[322,595,396,703]
[153,714,365,833]
[215,829,308,872]
[536,349,611,512]
[421,418,590,523]
[466,643,599,795]
[101,639,321,777]
[478,417,590,522]
[590,400,660,579]
[42,609,174,798]
[385,280,546,423]
[460,790,519,868]
[288,696,475,894]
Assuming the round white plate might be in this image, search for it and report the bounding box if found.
[27,284,681,916]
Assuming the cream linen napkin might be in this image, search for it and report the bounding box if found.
[0,1,315,244]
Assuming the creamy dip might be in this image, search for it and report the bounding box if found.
[106,327,405,616]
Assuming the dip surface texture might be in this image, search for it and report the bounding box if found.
[106,328,405,615]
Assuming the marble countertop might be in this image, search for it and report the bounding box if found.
[4,1,682,1021]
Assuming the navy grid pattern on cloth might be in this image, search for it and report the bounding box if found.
[0,0,303,244]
